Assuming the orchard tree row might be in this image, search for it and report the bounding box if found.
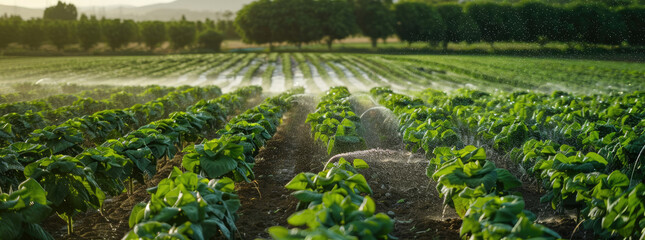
[0,14,237,52]
[235,0,645,49]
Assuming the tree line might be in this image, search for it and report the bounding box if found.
[234,0,645,49]
[0,2,239,52]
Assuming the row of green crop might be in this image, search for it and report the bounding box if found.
[394,87,645,178]
[0,86,260,239]
[372,88,562,239]
[0,85,144,116]
[182,88,301,181]
[306,87,366,155]
[512,139,645,239]
[447,90,645,239]
[433,146,561,239]
[268,88,393,239]
[0,84,131,104]
[374,87,645,239]
[426,89,645,178]
[0,85,181,146]
[0,55,223,82]
[0,86,222,191]
[270,158,395,240]
[124,88,302,239]
[386,55,645,93]
[123,168,240,240]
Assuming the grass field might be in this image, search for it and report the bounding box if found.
[1,53,643,95]
[1,53,644,240]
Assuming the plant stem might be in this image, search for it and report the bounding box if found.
[128,178,133,195]
[67,216,73,236]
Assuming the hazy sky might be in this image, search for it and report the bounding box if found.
[0,0,174,8]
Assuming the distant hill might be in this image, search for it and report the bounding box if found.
[1,0,256,21]
[136,0,253,12]
[0,4,43,19]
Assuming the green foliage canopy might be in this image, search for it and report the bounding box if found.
[168,18,196,50]
[76,14,101,51]
[140,21,167,50]
[355,0,394,48]
[43,1,77,21]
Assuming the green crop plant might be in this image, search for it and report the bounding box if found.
[534,152,609,210]
[285,158,371,208]
[306,87,366,155]
[123,221,191,240]
[461,195,561,240]
[272,158,394,240]
[104,128,176,184]
[77,147,132,196]
[0,179,53,240]
[24,155,105,235]
[269,193,394,240]
[429,146,522,217]
[242,58,264,85]
[206,54,246,79]
[262,64,275,90]
[183,88,301,182]
[281,53,294,88]
[226,53,257,78]
[182,135,252,182]
[128,167,240,240]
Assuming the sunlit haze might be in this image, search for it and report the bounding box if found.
[0,0,174,8]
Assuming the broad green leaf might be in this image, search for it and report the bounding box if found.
[359,196,376,215]
[352,159,369,169]
[287,209,316,226]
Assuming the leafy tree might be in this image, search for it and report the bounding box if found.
[355,0,394,48]
[0,22,8,50]
[549,7,576,44]
[198,29,224,51]
[0,18,20,50]
[215,11,240,40]
[76,14,101,51]
[436,3,480,49]
[566,3,627,45]
[515,1,564,44]
[316,0,358,49]
[393,2,446,46]
[43,1,77,21]
[272,0,323,49]
[125,20,140,45]
[465,2,506,47]
[216,20,240,40]
[140,21,167,51]
[0,16,23,50]
[499,4,525,42]
[46,20,73,51]
[195,20,205,33]
[617,6,645,46]
[20,19,46,50]
[234,0,278,49]
[101,19,136,51]
[168,19,197,50]
[393,2,427,44]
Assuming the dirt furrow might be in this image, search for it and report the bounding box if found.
[234,95,326,239]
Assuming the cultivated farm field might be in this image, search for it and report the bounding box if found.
[1,53,645,240]
[1,53,643,94]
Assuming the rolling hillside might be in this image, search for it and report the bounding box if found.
[0,0,254,20]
